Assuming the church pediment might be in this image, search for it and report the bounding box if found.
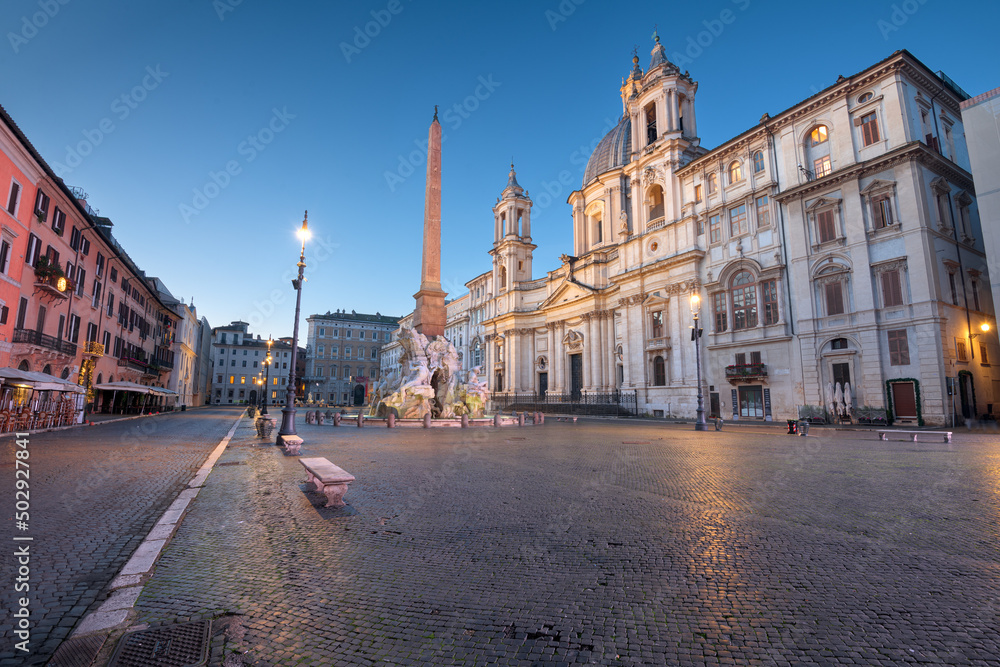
[805,196,841,212]
[539,278,597,309]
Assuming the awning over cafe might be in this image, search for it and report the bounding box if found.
[0,367,85,393]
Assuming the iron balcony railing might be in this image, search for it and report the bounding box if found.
[12,328,77,356]
[725,363,768,382]
[490,390,637,416]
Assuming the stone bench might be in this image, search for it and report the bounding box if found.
[299,457,355,508]
[877,430,952,443]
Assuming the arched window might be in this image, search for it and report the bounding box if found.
[96,373,103,385]
[61,367,69,379]
[728,161,743,184]
[473,340,482,367]
[810,125,828,145]
[731,271,758,330]
[498,266,507,291]
[752,150,765,173]
[500,212,506,237]
[18,360,29,371]
[707,173,718,195]
[652,356,666,386]
[42,364,51,375]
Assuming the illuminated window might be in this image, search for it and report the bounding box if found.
[810,125,828,145]
[651,311,663,338]
[694,184,702,202]
[813,156,832,178]
[728,161,743,184]
[707,173,718,195]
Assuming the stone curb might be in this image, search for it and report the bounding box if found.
[67,415,244,639]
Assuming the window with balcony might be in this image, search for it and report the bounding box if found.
[813,156,832,179]
[651,311,663,338]
[645,102,657,145]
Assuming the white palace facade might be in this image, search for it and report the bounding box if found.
[383,44,997,426]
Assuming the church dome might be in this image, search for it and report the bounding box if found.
[582,116,631,188]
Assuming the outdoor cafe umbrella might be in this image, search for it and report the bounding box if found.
[844,382,853,415]
[825,381,836,419]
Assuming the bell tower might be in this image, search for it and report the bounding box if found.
[490,164,535,294]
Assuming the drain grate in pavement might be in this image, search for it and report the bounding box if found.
[108,621,210,667]
[48,633,107,667]
[217,461,246,466]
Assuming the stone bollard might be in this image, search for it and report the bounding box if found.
[461,414,469,428]
[715,418,723,431]
[518,413,525,427]
[387,412,395,428]
[333,413,341,427]
[317,413,325,425]
[539,413,544,424]
[493,414,501,427]
[357,413,363,428]
[423,413,431,428]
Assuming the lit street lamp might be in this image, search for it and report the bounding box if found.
[277,212,311,450]
[262,337,273,415]
[690,293,707,431]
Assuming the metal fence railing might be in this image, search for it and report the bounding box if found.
[489,390,637,416]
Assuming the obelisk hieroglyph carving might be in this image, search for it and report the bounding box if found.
[412,106,447,338]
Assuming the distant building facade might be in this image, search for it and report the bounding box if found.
[210,321,292,405]
[304,310,399,405]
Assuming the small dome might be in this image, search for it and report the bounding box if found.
[582,116,631,188]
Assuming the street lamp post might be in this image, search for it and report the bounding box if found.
[262,338,273,415]
[277,212,311,450]
[690,293,707,431]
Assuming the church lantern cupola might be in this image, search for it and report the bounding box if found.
[491,163,536,292]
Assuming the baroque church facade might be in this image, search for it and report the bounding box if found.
[383,42,996,426]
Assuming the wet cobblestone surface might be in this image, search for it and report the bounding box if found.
[132,420,1000,666]
[0,408,237,665]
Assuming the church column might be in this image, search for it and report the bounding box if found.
[527,330,536,392]
[604,312,616,390]
[669,295,684,385]
[660,90,672,134]
[553,321,565,393]
[584,315,596,391]
[686,97,697,138]
[631,174,644,234]
[508,332,518,391]
[620,303,632,388]
[593,313,604,390]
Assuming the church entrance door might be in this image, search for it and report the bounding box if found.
[570,354,583,400]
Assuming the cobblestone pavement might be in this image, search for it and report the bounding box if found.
[0,408,240,665]
[128,420,1000,666]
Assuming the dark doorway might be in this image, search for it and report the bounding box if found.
[353,385,365,406]
[958,372,974,419]
[832,362,850,390]
[248,390,257,405]
[891,381,917,419]
[538,372,548,398]
[495,372,503,392]
[570,354,583,399]
[36,305,46,333]
[709,392,720,419]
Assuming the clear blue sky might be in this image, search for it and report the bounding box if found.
[2,0,997,338]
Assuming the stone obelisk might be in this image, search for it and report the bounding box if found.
[412,107,447,338]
